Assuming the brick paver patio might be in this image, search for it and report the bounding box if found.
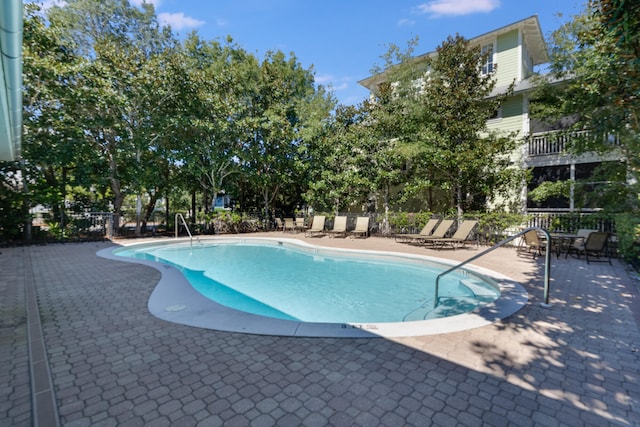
[1,233,639,426]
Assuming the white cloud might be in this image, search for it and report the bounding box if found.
[397,18,416,27]
[157,12,205,31]
[415,0,500,17]
[332,82,349,91]
[314,74,333,85]
[316,74,350,91]
[215,18,229,27]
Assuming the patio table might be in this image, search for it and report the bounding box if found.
[549,233,585,259]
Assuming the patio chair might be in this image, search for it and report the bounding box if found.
[394,218,440,243]
[568,231,612,264]
[283,217,296,233]
[327,216,348,238]
[295,217,307,233]
[563,228,597,258]
[424,220,478,250]
[274,217,284,232]
[517,229,544,258]
[304,215,326,238]
[350,216,370,238]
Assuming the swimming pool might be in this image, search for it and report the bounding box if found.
[100,238,528,337]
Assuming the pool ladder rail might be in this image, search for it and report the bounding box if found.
[175,213,194,248]
[434,227,552,310]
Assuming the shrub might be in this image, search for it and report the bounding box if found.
[615,213,640,267]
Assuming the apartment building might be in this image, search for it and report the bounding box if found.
[359,15,621,213]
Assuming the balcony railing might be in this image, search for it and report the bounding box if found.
[527,130,619,157]
[528,130,585,156]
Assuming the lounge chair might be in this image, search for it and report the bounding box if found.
[424,220,478,250]
[283,217,296,233]
[517,229,544,258]
[568,231,611,264]
[274,218,284,232]
[395,218,440,243]
[350,216,370,238]
[411,219,455,245]
[327,215,347,238]
[304,215,326,237]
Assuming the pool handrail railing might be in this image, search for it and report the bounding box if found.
[434,227,552,309]
[175,213,193,248]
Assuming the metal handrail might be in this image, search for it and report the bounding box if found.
[434,227,552,309]
[175,213,193,248]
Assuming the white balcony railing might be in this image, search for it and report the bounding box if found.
[527,130,619,157]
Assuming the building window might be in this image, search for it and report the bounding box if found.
[488,106,502,120]
[481,43,494,75]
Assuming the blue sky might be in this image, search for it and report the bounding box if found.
[42,0,587,106]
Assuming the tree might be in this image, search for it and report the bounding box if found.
[47,0,176,231]
[372,35,520,217]
[175,35,257,216]
[241,50,334,218]
[22,3,92,237]
[532,0,639,211]
[305,104,370,213]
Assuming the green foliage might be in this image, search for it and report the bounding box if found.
[387,211,434,232]
[472,211,528,231]
[17,0,334,240]
[372,34,522,217]
[468,211,529,244]
[304,104,377,212]
[0,163,27,242]
[614,213,640,266]
[528,181,571,203]
[45,221,70,240]
[532,0,640,212]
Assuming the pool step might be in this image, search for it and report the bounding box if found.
[458,279,497,297]
[402,296,481,321]
[403,279,496,322]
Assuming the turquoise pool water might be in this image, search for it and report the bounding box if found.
[114,240,499,324]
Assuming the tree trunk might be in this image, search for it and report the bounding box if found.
[109,147,124,235]
[112,191,124,235]
[383,185,391,236]
[191,191,196,224]
[165,194,170,232]
[263,190,270,227]
[456,184,463,220]
[109,175,124,236]
[141,190,159,233]
[428,186,433,212]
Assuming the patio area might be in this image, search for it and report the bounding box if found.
[1,233,639,426]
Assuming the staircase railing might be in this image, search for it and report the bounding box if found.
[434,227,552,309]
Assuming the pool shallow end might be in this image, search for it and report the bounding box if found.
[97,237,529,338]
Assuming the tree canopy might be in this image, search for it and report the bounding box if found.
[531,0,640,211]
[8,0,635,243]
[14,0,335,238]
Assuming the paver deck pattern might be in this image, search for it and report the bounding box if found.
[1,233,639,426]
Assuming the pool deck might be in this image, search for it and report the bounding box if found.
[1,232,639,426]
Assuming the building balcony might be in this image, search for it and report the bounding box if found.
[527,130,590,157]
[527,129,619,157]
